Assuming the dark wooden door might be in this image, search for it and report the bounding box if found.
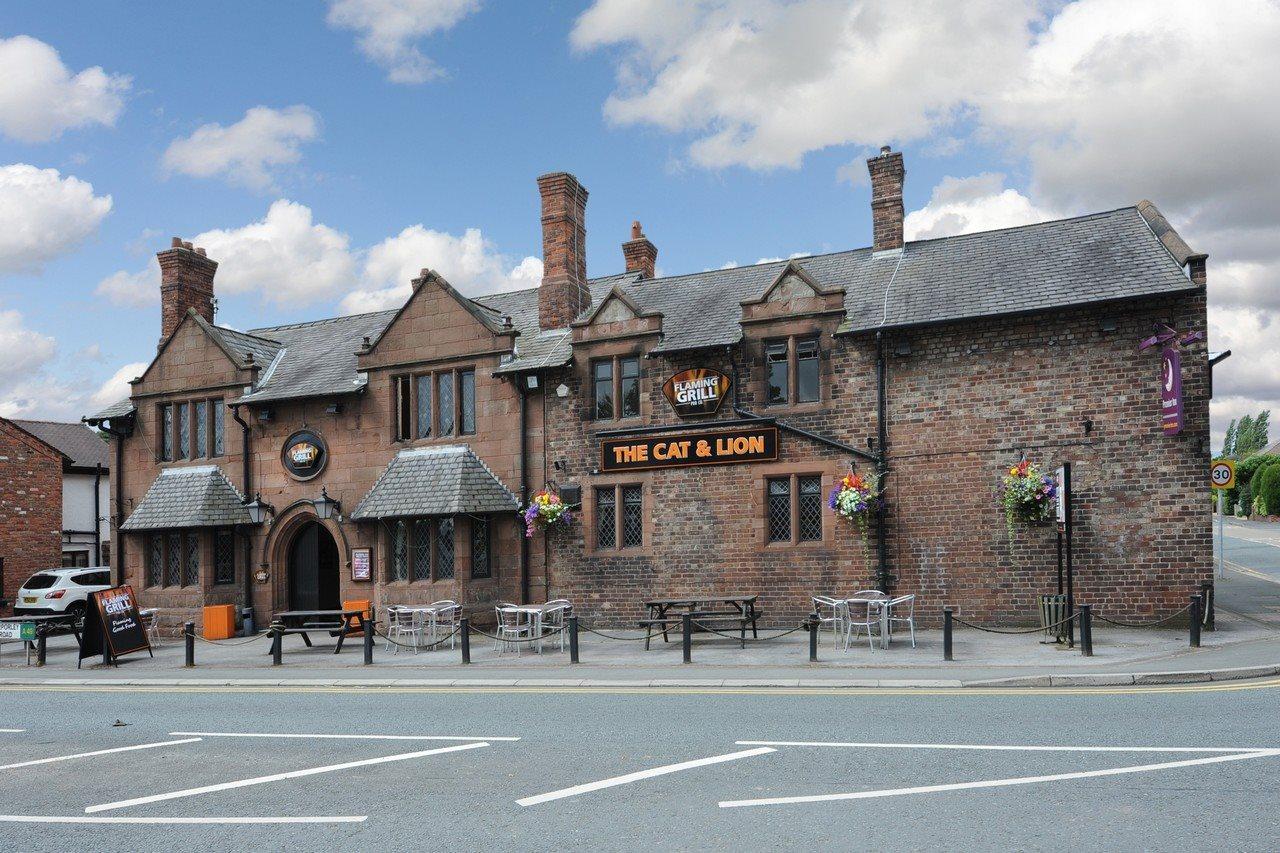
[288,521,341,612]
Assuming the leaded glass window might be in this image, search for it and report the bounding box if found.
[460,370,476,435]
[214,528,235,584]
[436,518,455,579]
[194,400,208,458]
[177,403,190,460]
[182,532,200,586]
[211,399,225,456]
[437,372,455,436]
[165,532,181,586]
[390,520,408,581]
[767,477,792,543]
[798,476,823,541]
[592,360,614,420]
[766,342,788,405]
[596,487,616,549]
[416,374,432,438]
[147,535,163,587]
[471,517,491,579]
[621,485,643,548]
[412,519,432,581]
[160,404,173,461]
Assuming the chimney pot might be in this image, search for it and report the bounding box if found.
[171,237,183,248]
[195,247,206,257]
[182,241,193,250]
[880,145,892,155]
[157,238,218,344]
[537,171,591,329]
[622,219,658,281]
[867,146,906,253]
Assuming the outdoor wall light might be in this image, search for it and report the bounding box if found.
[244,492,275,525]
[524,374,540,391]
[257,408,274,422]
[556,383,570,398]
[324,402,343,415]
[313,487,342,521]
[894,341,911,356]
[1100,318,1118,332]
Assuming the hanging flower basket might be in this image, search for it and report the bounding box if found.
[998,460,1058,548]
[830,472,880,564]
[523,488,572,538]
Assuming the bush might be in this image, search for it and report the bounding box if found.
[1238,482,1253,517]
[1260,465,1280,518]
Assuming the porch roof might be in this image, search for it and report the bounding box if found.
[120,465,252,531]
[350,445,520,520]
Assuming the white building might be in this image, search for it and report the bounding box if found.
[11,420,111,567]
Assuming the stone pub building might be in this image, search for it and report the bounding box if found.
[87,148,1213,631]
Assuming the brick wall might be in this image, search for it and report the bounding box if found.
[0,420,63,614]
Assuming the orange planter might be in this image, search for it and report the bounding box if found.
[202,604,236,640]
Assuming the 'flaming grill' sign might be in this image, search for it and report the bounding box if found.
[662,368,732,417]
[601,425,778,473]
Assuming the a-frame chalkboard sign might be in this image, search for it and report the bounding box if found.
[78,585,152,668]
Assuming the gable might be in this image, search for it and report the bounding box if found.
[768,271,821,302]
[358,271,515,371]
[0,418,64,464]
[133,313,253,396]
[594,293,639,324]
[741,261,846,325]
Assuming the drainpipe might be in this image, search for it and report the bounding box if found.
[92,463,103,565]
[96,414,133,587]
[875,331,891,593]
[518,382,530,605]
[231,404,254,612]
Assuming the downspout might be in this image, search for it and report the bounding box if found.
[875,331,891,593]
[231,404,254,612]
[518,383,530,605]
[92,463,102,566]
[97,415,133,587]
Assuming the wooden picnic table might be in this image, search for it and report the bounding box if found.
[0,613,83,664]
[639,594,762,649]
[269,609,370,655]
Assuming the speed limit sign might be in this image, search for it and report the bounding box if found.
[1211,459,1236,490]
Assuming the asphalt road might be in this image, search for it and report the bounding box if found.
[1215,518,1280,625]
[0,681,1277,851]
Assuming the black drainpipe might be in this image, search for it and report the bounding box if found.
[96,414,133,587]
[875,331,891,593]
[231,404,254,611]
[92,463,103,566]
[518,382,530,605]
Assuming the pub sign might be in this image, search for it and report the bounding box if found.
[1160,346,1184,436]
[662,368,732,417]
[601,425,778,473]
[282,429,328,480]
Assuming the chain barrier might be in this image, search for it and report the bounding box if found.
[466,625,565,645]
[1092,602,1193,629]
[186,630,274,647]
[372,626,460,651]
[950,612,1076,636]
[577,623,655,642]
[689,620,810,642]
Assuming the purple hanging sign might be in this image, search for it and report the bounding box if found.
[1161,346,1183,435]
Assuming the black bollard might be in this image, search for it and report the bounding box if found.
[569,615,580,664]
[1189,595,1202,648]
[808,612,819,662]
[460,617,471,664]
[1078,606,1092,657]
[36,632,46,667]
[682,613,692,664]
[1200,581,1215,632]
[943,608,954,661]
[184,621,195,667]
[271,624,282,666]
[363,615,373,665]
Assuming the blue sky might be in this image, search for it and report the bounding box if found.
[1,1,1276,451]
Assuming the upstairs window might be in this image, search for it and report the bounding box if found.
[194,401,208,460]
[394,369,475,441]
[160,399,226,461]
[764,336,821,406]
[395,376,412,441]
[415,375,432,438]
[437,372,455,436]
[459,370,476,435]
[176,404,190,460]
[160,404,174,461]
[211,399,225,456]
[592,356,641,420]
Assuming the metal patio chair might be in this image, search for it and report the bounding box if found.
[494,604,532,654]
[842,595,885,651]
[811,596,848,647]
[538,599,573,652]
[886,594,917,648]
[140,608,162,647]
[427,600,461,649]
[386,606,424,654]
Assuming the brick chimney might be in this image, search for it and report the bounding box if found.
[157,237,217,343]
[867,145,905,253]
[622,220,658,280]
[537,172,591,329]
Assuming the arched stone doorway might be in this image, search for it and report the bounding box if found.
[287,520,340,611]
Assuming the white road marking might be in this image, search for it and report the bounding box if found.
[736,740,1271,753]
[170,730,519,742]
[719,749,1280,808]
[86,741,489,813]
[0,814,367,825]
[0,729,25,733]
[517,747,776,807]
[0,738,202,771]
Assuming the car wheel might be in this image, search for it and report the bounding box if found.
[66,601,86,619]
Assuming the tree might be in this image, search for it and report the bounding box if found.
[1259,464,1280,518]
[1236,415,1255,458]
[1223,419,1238,458]
[1235,410,1272,459]
[1255,411,1271,453]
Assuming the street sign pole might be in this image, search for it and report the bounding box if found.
[1210,459,1236,580]
[1217,490,1225,579]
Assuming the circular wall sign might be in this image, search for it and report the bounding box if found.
[281,429,328,481]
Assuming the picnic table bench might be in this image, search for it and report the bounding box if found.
[0,613,83,665]
[268,609,370,656]
[639,595,762,650]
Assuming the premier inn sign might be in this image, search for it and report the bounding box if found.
[662,368,732,417]
[600,425,778,473]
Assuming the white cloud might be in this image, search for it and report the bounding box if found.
[903,173,1059,240]
[0,164,112,275]
[572,0,1034,169]
[162,106,321,191]
[191,200,357,305]
[95,259,159,308]
[341,225,541,313]
[0,35,130,143]
[326,0,480,84]
[87,361,148,412]
[0,310,61,418]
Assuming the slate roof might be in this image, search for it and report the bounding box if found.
[86,397,138,422]
[11,419,110,470]
[237,310,398,405]
[350,445,520,520]
[119,465,251,531]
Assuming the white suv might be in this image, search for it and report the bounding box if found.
[13,567,113,618]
